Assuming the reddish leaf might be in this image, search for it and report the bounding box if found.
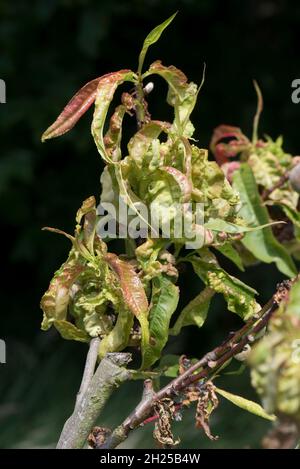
[104,253,148,317]
[41,77,103,141]
[210,125,250,165]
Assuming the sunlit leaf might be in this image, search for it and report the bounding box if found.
[215,387,276,421]
[91,70,137,163]
[42,77,102,141]
[188,252,259,319]
[138,12,177,74]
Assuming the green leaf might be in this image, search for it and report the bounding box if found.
[91,70,137,163]
[141,275,179,369]
[41,77,102,141]
[138,12,177,74]
[205,218,280,234]
[215,387,276,421]
[98,307,134,358]
[170,287,214,335]
[233,164,296,278]
[215,243,245,271]
[188,252,259,319]
[53,320,90,343]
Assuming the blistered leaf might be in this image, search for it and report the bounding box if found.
[138,12,177,74]
[142,276,179,369]
[105,253,148,317]
[188,252,259,319]
[91,70,137,163]
[98,307,134,358]
[105,252,150,356]
[170,287,214,335]
[215,387,276,421]
[210,125,250,165]
[53,320,90,343]
[42,77,102,141]
[40,256,85,329]
[144,61,198,135]
[128,120,170,167]
[233,164,296,277]
[103,105,127,162]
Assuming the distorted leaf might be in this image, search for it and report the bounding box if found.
[188,252,259,319]
[40,256,85,329]
[42,77,102,141]
[53,320,90,343]
[91,70,137,163]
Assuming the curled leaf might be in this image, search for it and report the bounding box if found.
[91,70,137,163]
[210,125,250,165]
[40,256,85,330]
[42,77,102,141]
[53,320,90,343]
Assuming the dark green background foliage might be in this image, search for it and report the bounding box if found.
[1,0,299,448]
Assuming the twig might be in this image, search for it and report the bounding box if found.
[75,337,100,408]
[99,279,292,449]
[56,352,132,449]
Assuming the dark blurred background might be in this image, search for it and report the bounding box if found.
[1,0,300,448]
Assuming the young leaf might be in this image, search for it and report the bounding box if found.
[233,164,297,278]
[170,287,214,335]
[138,12,177,74]
[215,387,276,421]
[42,77,102,141]
[142,275,179,370]
[91,70,137,163]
